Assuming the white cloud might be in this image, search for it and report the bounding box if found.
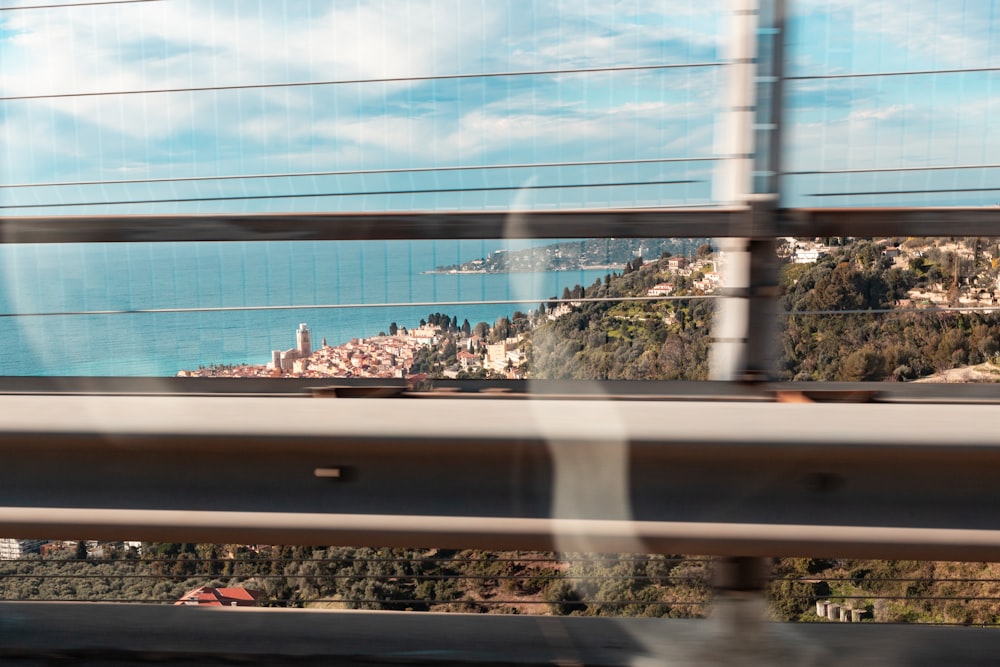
[846,104,912,123]
[793,0,1000,71]
[785,95,1000,176]
[1,0,725,193]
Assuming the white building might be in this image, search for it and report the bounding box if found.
[0,538,45,560]
[793,247,825,264]
[270,323,313,372]
[647,282,674,297]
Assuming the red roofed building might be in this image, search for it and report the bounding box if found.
[175,586,262,607]
[457,350,479,369]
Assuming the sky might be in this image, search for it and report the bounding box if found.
[0,0,997,214]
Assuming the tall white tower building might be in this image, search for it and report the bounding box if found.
[296,323,311,357]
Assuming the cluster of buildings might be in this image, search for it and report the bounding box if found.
[298,323,528,379]
[270,323,313,373]
[179,321,529,380]
[783,239,831,264]
[782,237,897,265]
[646,255,722,298]
[304,329,428,379]
[903,287,1000,308]
[779,237,1000,309]
[479,337,526,376]
[0,538,142,560]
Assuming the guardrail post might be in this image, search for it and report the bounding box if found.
[711,0,783,382]
[696,557,787,664]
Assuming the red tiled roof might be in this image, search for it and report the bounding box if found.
[175,586,262,607]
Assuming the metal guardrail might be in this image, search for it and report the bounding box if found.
[0,209,746,243]
[788,208,1000,238]
[6,600,1000,666]
[2,393,1000,560]
[2,207,997,244]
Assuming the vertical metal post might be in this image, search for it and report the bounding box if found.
[711,0,758,380]
[704,3,790,659]
[711,0,784,382]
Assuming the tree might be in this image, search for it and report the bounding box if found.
[461,319,471,336]
[839,348,883,381]
[389,322,398,336]
[491,317,511,343]
[441,336,457,361]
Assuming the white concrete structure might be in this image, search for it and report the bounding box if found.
[0,538,44,559]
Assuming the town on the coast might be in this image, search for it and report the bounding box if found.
[176,316,538,380]
[179,236,1000,383]
[176,245,724,380]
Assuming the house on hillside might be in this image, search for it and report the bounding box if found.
[457,350,479,369]
[647,282,674,297]
[793,247,824,264]
[175,586,262,607]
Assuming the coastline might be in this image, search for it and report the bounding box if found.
[178,315,527,381]
[422,264,623,275]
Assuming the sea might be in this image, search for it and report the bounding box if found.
[0,240,611,376]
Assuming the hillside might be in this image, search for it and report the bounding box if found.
[527,254,713,380]
[779,239,1000,381]
[432,238,707,273]
[523,238,1000,382]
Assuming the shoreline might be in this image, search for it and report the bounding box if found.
[422,264,624,275]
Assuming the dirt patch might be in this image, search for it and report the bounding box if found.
[912,363,1000,383]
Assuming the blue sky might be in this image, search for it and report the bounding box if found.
[781,0,1000,206]
[0,0,997,213]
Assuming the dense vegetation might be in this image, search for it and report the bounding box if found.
[779,239,1000,381]
[528,256,712,380]
[0,543,710,618]
[7,544,1000,624]
[770,558,1000,625]
[527,238,1000,382]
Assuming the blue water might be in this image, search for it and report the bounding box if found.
[0,241,611,376]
